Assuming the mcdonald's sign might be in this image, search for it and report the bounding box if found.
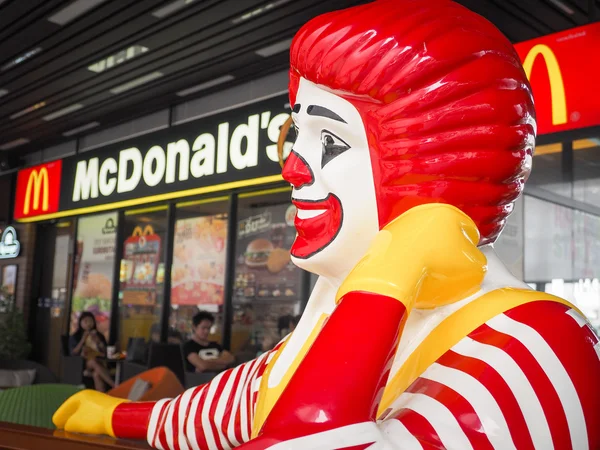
[514,22,600,135]
[11,94,290,223]
[14,161,62,220]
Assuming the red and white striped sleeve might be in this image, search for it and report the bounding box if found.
[142,347,277,450]
[380,300,600,450]
[250,300,600,450]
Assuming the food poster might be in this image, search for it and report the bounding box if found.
[1,265,17,296]
[120,226,162,306]
[234,203,302,305]
[171,215,228,305]
[70,213,118,340]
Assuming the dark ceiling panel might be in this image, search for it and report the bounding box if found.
[0,0,596,160]
[0,0,166,94]
[0,0,265,116]
[0,0,61,44]
[498,0,578,33]
[0,0,334,133]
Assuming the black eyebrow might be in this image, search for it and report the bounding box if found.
[292,104,301,113]
[306,105,347,123]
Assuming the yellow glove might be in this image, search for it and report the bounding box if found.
[336,203,487,310]
[52,389,128,437]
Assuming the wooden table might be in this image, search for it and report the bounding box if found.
[0,421,151,450]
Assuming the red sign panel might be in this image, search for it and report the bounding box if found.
[14,161,62,220]
[514,22,600,135]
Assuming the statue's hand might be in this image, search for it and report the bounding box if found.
[52,389,127,437]
[337,203,487,309]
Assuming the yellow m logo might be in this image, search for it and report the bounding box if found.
[24,168,49,215]
[522,44,567,126]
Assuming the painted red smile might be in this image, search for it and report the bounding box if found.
[291,193,343,259]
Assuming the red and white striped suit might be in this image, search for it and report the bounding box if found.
[381,301,600,450]
[112,297,600,449]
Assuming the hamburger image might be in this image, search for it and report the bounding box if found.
[244,238,274,268]
[267,248,291,274]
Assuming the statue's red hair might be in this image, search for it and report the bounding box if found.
[289,0,536,244]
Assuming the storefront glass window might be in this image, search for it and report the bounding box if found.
[171,198,229,344]
[573,137,600,209]
[524,196,574,282]
[528,142,572,197]
[118,207,167,351]
[494,196,524,280]
[524,195,600,331]
[71,212,118,342]
[231,188,303,362]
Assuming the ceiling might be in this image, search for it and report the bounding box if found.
[0,0,597,168]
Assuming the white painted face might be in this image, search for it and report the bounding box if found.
[283,78,379,284]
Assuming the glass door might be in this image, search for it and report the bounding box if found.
[118,206,167,352]
[231,187,304,362]
[170,197,230,343]
[70,213,119,342]
[31,220,75,377]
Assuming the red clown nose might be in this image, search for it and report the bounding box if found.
[282,150,314,189]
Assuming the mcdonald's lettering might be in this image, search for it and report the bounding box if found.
[522,44,567,126]
[14,161,62,220]
[23,168,49,215]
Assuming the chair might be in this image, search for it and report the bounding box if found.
[0,360,58,384]
[107,367,184,402]
[185,371,218,388]
[125,337,148,364]
[59,335,92,387]
[118,342,219,389]
[147,342,187,387]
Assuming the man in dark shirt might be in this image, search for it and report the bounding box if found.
[183,311,235,373]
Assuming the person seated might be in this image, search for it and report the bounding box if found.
[183,311,234,373]
[68,311,115,392]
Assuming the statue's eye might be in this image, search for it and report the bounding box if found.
[321,130,350,168]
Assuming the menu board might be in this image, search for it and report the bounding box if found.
[70,213,118,340]
[120,226,162,306]
[234,203,301,303]
[171,215,228,305]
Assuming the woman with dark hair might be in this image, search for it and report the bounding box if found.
[69,311,115,392]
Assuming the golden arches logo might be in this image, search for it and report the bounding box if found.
[24,168,49,215]
[522,44,567,126]
[132,225,155,237]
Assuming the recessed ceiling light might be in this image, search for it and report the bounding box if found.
[109,72,164,95]
[548,0,575,15]
[255,38,293,57]
[63,121,100,137]
[176,75,235,97]
[48,0,109,26]
[0,89,8,98]
[0,138,30,151]
[1,47,42,72]
[232,0,292,24]
[42,103,85,121]
[10,101,47,120]
[152,0,197,19]
[88,45,149,74]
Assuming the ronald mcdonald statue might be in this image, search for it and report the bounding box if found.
[54,0,600,448]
